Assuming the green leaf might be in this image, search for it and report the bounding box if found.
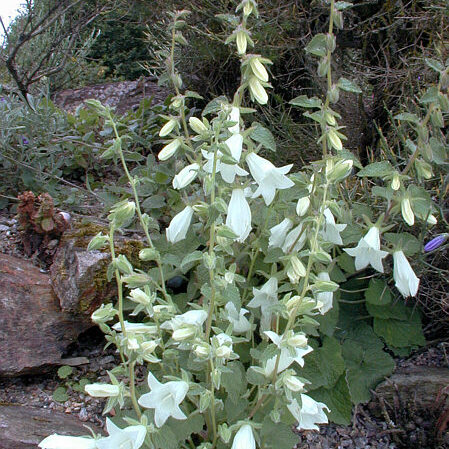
[305,34,327,57]
[384,232,421,256]
[246,367,267,385]
[180,251,203,271]
[263,247,284,263]
[315,297,339,337]
[357,161,394,177]
[289,95,322,109]
[167,414,205,442]
[202,95,229,116]
[337,77,362,93]
[222,284,241,309]
[337,253,356,274]
[73,378,90,392]
[425,58,444,72]
[335,1,353,10]
[53,386,69,402]
[394,112,420,123]
[365,279,392,306]
[260,416,298,449]
[152,424,178,449]
[57,365,73,379]
[420,87,439,104]
[221,361,247,403]
[311,375,352,425]
[373,311,425,348]
[250,122,276,152]
[341,324,395,404]
[300,337,345,389]
[367,300,409,320]
[372,186,394,201]
[142,195,166,210]
[224,396,249,422]
[408,185,432,220]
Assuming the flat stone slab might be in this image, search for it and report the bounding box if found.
[375,366,449,409]
[0,254,92,376]
[0,404,103,449]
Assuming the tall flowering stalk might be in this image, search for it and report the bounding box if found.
[38,0,442,448]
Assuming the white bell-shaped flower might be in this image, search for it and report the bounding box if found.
[96,419,147,449]
[287,394,329,431]
[246,152,294,205]
[226,188,252,242]
[343,226,388,273]
[320,208,346,245]
[161,309,208,331]
[138,372,189,428]
[315,272,333,314]
[166,206,194,244]
[263,346,313,377]
[38,435,96,449]
[247,277,278,330]
[231,424,256,449]
[225,302,251,333]
[282,224,307,254]
[393,250,420,297]
[268,218,293,248]
[202,134,248,184]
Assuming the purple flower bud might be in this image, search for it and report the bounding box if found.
[22,137,29,145]
[424,234,447,252]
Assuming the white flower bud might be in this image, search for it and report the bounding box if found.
[284,374,305,392]
[216,345,232,359]
[401,197,415,226]
[248,76,268,105]
[172,327,196,341]
[158,139,181,161]
[194,344,210,359]
[85,383,120,398]
[287,255,306,284]
[159,118,177,137]
[391,173,400,191]
[129,288,152,305]
[236,31,247,54]
[189,117,208,134]
[287,333,308,348]
[296,197,310,216]
[327,128,343,151]
[250,57,269,82]
[173,163,200,189]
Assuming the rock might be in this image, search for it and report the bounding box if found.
[0,404,103,449]
[374,366,449,409]
[50,222,145,315]
[0,254,93,376]
[53,77,170,115]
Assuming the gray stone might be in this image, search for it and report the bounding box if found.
[0,404,103,449]
[0,254,92,376]
[374,366,449,409]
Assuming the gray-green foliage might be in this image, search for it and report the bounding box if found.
[36,1,448,448]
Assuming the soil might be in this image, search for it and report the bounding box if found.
[1,210,448,449]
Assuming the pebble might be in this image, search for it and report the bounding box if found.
[79,407,88,421]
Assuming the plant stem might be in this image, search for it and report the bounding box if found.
[109,117,171,304]
[129,361,142,419]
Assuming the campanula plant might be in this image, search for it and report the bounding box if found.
[38,0,448,447]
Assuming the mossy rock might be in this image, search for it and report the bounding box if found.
[50,220,148,315]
